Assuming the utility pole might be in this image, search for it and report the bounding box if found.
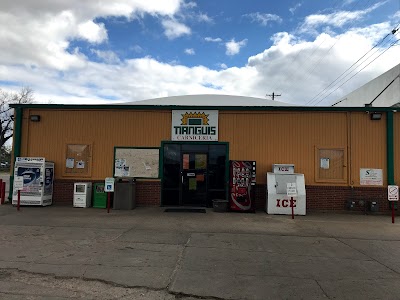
[266,92,281,101]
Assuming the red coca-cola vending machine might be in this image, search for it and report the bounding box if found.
[229,160,256,212]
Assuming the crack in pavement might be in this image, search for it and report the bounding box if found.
[0,267,221,300]
[315,280,331,299]
[335,237,400,276]
[166,235,191,290]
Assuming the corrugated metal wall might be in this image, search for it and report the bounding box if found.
[21,109,171,179]
[219,111,348,185]
[349,112,387,186]
[19,108,389,186]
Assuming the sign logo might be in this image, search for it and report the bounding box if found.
[181,112,209,125]
[172,110,218,141]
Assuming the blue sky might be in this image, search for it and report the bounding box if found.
[0,0,399,105]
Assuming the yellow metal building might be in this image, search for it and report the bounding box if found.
[10,95,399,212]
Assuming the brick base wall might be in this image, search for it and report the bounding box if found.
[53,180,161,207]
[258,184,397,214]
[52,180,398,214]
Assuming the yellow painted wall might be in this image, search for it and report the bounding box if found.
[19,108,389,186]
[219,111,348,185]
[349,112,387,186]
[21,109,170,180]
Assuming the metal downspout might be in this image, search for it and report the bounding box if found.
[387,111,394,185]
[9,107,23,200]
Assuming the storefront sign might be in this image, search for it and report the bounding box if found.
[172,110,218,141]
[360,168,383,186]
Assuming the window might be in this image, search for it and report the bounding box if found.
[315,147,346,183]
[64,143,92,177]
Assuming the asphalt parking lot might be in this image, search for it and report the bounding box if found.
[0,205,399,300]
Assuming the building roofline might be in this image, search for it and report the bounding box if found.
[9,103,397,112]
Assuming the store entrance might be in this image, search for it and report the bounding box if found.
[162,142,228,207]
[181,152,208,206]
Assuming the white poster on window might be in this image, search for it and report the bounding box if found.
[66,158,74,169]
[360,168,383,186]
[114,158,126,177]
[122,166,130,177]
[320,158,330,169]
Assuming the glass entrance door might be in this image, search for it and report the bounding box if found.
[181,153,207,206]
[161,142,228,207]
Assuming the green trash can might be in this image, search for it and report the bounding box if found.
[93,183,107,208]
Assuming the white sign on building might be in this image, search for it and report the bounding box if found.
[388,185,399,201]
[360,168,383,186]
[104,177,115,192]
[172,110,218,141]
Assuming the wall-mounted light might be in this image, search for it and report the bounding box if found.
[30,115,41,122]
[370,113,382,120]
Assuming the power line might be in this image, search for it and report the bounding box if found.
[306,24,399,105]
[312,37,400,106]
[284,0,373,92]
[299,0,372,83]
[276,0,344,90]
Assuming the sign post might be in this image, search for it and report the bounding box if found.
[1,181,5,204]
[388,185,398,224]
[14,176,24,211]
[287,183,297,219]
[105,177,115,214]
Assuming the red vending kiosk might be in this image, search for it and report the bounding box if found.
[229,160,256,212]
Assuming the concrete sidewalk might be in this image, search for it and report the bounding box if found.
[0,205,399,299]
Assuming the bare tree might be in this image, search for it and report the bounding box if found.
[0,87,34,148]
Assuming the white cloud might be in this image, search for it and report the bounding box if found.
[162,19,191,39]
[184,48,195,55]
[247,22,397,105]
[289,3,302,15]
[78,20,108,43]
[225,39,248,56]
[182,1,197,9]
[91,49,120,64]
[243,12,282,26]
[197,13,213,23]
[1,22,398,106]
[0,0,183,71]
[0,1,398,107]
[131,45,143,53]
[205,37,222,42]
[299,2,387,34]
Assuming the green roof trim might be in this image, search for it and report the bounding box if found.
[9,103,398,112]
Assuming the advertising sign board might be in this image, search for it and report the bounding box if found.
[172,110,218,141]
